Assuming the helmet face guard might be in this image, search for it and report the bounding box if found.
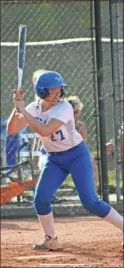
[34,71,66,99]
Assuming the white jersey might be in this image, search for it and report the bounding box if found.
[26,100,83,152]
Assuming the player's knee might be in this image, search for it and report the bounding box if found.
[33,195,51,215]
[82,198,111,218]
[83,200,98,213]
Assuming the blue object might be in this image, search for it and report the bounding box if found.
[6,127,28,166]
[0,117,8,137]
[0,117,28,166]
[40,145,46,155]
[6,134,20,165]
[33,141,111,217]
[34,71,66,99]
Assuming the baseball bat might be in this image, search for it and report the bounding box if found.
[18,24,27,89]
[16,25,27,113]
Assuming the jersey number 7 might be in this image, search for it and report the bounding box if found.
[50,130,65,141]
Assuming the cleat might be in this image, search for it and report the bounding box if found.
[33,235,58,251]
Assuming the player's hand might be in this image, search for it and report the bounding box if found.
[13,89,24,102]
[13,89,24,115]
[14,100,25,114]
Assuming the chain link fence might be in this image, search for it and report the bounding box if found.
[1,0,123,218]
[101,0,123,202]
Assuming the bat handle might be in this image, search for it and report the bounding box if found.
[16,67,23,115]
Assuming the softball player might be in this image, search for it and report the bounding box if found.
[7,71,123,251]
[65,95,98,189]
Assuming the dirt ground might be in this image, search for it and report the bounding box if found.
[1,217,123,267]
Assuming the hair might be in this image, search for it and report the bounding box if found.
[64,95,83,113]
[32,69,47,84]
[33,69,47,101]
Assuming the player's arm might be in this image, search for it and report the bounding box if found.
[17,109,63,136]
[13,99,64,136]
[77,121,88,144]
[7,109,29,135]
[7,89,29,135]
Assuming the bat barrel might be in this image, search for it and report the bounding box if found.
[18,24,27,90]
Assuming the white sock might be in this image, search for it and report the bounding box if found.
[104,207,123,232]
[38,212,56,238]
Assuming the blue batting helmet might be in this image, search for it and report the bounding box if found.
[34,71,66,99]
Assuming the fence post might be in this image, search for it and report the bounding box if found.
[108,1,122,201]
[90,0,102,197]
[123,2,124,184]
[94,0,109,203]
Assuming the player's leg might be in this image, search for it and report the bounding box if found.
[69,143,123,232]
[33,159,68,250]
